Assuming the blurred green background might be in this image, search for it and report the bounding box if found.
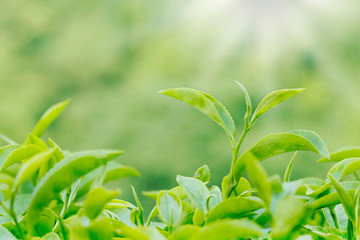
[1,0,360,207]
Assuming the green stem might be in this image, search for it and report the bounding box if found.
[2,197,25,240]
[53,187,71,231]
[225,126,249,199]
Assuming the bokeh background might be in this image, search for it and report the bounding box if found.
[1,0,360,208]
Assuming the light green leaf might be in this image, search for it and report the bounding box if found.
[234,131,329,181]
[193,165,210,183]
[334,204,348,231]
[327,158,360,180]
[12,149,55,193]
[0,225,16,239]
[235,81,252,126]
[157,191,182,227]
[245,153,272,207]
[42,232,61,240]
[131,186,144,213]
[1,145,43,171]
[303,225,345,240]
[176,175,210,214]
[221,175,251,198]
[311,188,357,210]
[318,147,360,163]
[206,197,263,223]
[84,187,120,219]
[26,150,123,227]
[168,225,200,240]
[76,164,139,200]
[271,196,309,239]
[0,145,20,168]
[284,152,297,182]
[207,186,222,210]
[289,130,329,159]
[48,138,65,162]
[24,134,48,149]
[32,99,71,137]
[160,88,235,140]
[250,88,305,126]
[328,175,356,222]
[190,219,266,240]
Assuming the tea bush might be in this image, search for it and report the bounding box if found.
[0,82,359,240]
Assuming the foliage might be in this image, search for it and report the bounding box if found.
[1,82,360,239]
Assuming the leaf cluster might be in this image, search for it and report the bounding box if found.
[1,83,360,240]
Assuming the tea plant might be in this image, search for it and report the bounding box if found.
[1,82,360,240]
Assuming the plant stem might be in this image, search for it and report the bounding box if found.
[53,187,71,231]
[225,126,249,198]
[1,198,25,240]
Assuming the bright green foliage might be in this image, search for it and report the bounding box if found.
[156,191,182,228]
[159,88,235,142]
[1,83,360,239]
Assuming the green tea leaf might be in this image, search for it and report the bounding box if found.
[190,219,266,240]
[12,149,55,193]
[168,225,200,240]
[318,147,360,163]
[221,175,251,198]
[84,187,120,219]
[33,208,56,237]
[76,164,139,200]
[160,88,235,140]
[156,191,182,227]
[24,134,48,149]
[271,196,309,239]
[289,130,329,159]
[42,232,61,240]
[235,81,252,126]
[176,175,210,214]
[1,144,43,171]
[303,225,346,240]
[284,152,298,182]
[245,153,272,207]
[207,186,222,210]
[32,99,71,137]
[250,88,305,126]
[193,165,210,183]
[311,188,357,210]
[0,145,20,168]
[26,150,123,227]
[234,131,329,181]
[328,175,356,222]
[206,197,263,223]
